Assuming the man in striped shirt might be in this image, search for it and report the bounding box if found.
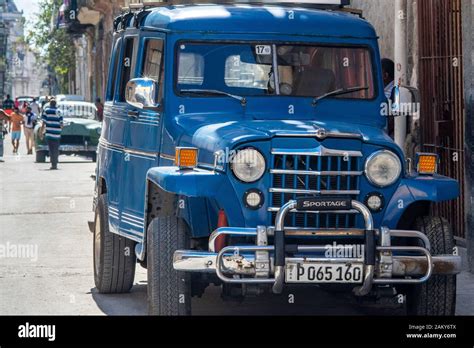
[41,100,63,170]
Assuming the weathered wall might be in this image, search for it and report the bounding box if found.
[350,0,395,59]
[350,0,418,88]
[463,0,474,271]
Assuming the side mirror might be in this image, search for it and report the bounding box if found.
[125,78,161,111]
[390,85,420,117]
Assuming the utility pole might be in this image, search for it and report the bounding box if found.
[394,0,408,152]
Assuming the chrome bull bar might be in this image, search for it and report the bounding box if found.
[173,200,462,296]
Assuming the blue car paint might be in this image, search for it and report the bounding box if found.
[96,4,459,243]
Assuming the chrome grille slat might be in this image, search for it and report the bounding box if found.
[270,169,362,176]
[269,188,360,195]
[269,147,362,229]
[267,208,359,214]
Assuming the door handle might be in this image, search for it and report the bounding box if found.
[128,110,139,118]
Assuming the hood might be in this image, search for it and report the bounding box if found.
[177,117,396,155]
[62,118,100,128]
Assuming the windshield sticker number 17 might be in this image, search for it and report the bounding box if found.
[256,45,272,55]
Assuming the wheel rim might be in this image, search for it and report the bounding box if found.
[94,210,101,276]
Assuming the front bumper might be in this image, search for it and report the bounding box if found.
[36,144,97,153]
[173,200,462,296]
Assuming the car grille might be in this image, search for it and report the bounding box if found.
[269,146,363,229]
[61,135,89,145]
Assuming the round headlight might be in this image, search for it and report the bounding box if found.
[232,148,266,183]
[365,151,402,187]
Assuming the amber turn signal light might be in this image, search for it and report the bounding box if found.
[175,147,198,169]
[416,153,438,175]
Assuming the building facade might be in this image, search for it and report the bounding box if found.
[351,0,473,271]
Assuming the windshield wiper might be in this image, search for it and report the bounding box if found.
[312,86,370,106]
[181,89,247,106]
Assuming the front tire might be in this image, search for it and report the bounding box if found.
[406,216,456,315]
[147,216,191,316]
[93,194,136,293]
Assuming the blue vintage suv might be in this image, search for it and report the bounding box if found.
[92,1,461,316]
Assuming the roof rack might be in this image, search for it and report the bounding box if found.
[123,0,351,11]
[116,0,360,31]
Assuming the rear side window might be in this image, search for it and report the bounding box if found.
[142,39,164,81]
[119,37,137,102]
[107,38,122,101]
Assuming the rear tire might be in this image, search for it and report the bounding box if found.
[406,216,456,316]
[147,216,191,316]
[36,151,47,163]
[93,194,136,293]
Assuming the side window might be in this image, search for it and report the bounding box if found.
[106,38,122,101]
[177,53,204,86]
[142,39,164,82]
[119,37,137,102]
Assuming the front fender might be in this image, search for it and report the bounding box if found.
[146,166,245,230]
[147,166,225,198]
[382,174,459,228]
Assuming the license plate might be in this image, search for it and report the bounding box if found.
[285,263,364,284]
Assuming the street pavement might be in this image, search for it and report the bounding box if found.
[1,138,473,315]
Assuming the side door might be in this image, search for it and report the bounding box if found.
[98,34,127,236]
[120,34,165,241]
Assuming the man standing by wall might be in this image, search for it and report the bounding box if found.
[41,100,63,170]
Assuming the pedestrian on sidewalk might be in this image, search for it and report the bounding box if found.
[0,109,11,162]
[30,98,41,116]
[23,106,37,155]
[41,99,63,170]
[9,107,24,155]
[95,97,104,122]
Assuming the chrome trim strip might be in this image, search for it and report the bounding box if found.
[124,149,158,159]
[267,207,359,214]
[121,220,144,229]
[160,153,175,161]
[272,146,363,157]
[122,212,144,221]
[275,131,363,139]
[270,169,363,176]
[99,139,124,151]
[130,121,160,127]
[269,188,360,195]
[100,138,158,159]
[121,215,144,225]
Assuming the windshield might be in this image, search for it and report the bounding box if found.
[57,103,97,120]
[176,42,375,99]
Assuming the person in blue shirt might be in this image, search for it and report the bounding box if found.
[41,100,63,170]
